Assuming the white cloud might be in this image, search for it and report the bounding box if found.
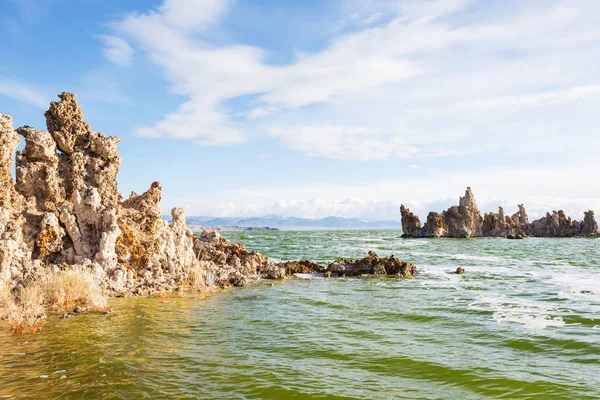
[164,163,600,221]
[0,78,48,109]
[97,35,134,67]
[104,0,600,160]
[157,0,231,32]
[271,125,418,161]
[133,98,244,145]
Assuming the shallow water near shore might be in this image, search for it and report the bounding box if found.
[1,231,600,399]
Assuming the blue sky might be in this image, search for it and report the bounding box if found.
[1,0,600,220]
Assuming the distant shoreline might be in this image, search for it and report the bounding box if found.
[189,225,279,232]
[190,225,403,232]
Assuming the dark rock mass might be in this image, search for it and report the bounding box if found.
[326,251,418,277]
[401,187,598,238]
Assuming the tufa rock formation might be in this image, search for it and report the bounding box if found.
[1,92,418,294]
[399,188,486,238]
[526,210,598,237]
[401,188,599,239]
[0,93,200,293]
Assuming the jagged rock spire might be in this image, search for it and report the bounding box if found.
[0,93,200,291]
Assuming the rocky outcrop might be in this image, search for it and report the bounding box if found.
[401,187,599,238]
[444,187,483,238]
[481,205,527,238]
[325,251,417,277]
[0,115,29,282]
[193,230,270,287]
[262,260,324,280]
[0,93,201,293]
[526,210,598,237]
[399,205,423,237]
[582,211,598,236]
[401,187,485,238]
[193,231,417,281]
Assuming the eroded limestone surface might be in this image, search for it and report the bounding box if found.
[401,188,599,238]
[0,93,200,293]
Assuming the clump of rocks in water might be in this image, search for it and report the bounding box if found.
[400,187,599,239]
[325,251,417,277]
[194,231,417,284]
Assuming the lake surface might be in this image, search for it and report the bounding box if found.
[1,231,599,399]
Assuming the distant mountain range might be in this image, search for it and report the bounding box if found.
[169,215,402,230]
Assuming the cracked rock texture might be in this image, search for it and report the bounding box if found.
[401,187,599,238]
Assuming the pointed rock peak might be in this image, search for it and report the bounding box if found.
[0,114,19,168]
[171,207,186,224]
[517,204,528,225]
[582,210,598,234]
[459,186,479,211]
[44,92,91,154]
[16,126,57,162]
[121,181,162,216]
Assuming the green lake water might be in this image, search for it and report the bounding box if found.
[1,230,599,399]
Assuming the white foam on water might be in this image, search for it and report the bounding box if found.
[492,312,566,329]
[470,293,550,312]
[293,273,321,279]
[550,273,600,303]
[409,251,516,265]
[418,264,522,283]
[358,238,385,243]
[536,270,600,314]
[396,240,429,247]
[557,290,600,304]
[411,266,477,291]
[530,259,572,267]
[470,293,570,330]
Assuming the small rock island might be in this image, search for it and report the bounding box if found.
[400,187,599,238]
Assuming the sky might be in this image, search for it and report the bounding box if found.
[1,0,599,221]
